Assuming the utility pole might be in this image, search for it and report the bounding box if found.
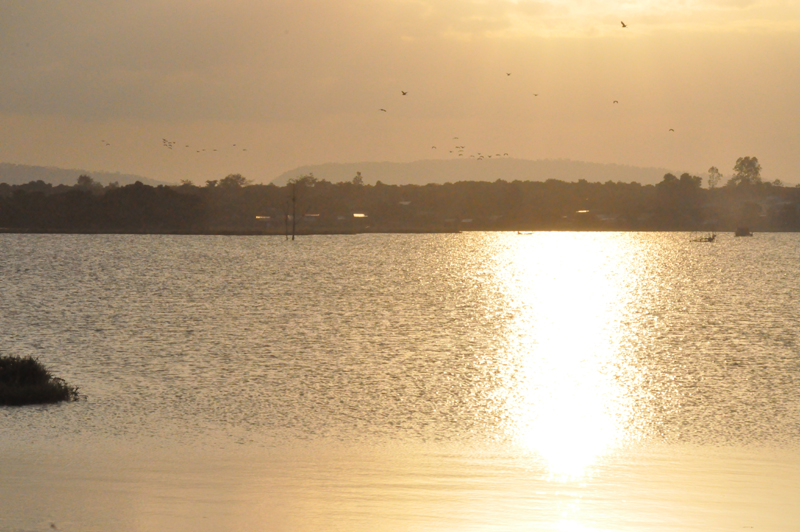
[284,203,289,241]
[291,182,297,241]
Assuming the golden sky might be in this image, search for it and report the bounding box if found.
[2,0,799,184]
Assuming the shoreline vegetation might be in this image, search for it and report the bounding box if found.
[0,356,80,406]
[2,157,799,234]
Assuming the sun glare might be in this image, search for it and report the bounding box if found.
[493,233,636,478]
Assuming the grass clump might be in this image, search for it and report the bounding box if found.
[0,355,79,406]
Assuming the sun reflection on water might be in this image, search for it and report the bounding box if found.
[492,233,641,478]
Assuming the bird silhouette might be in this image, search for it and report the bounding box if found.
[401,91,407,95]
[621,21,627,28]
[669,129,675,132]
[533,93,538,96]
[613,100,619,104]
[380,109,387,112]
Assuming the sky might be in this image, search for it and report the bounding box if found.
[2,0,800,185]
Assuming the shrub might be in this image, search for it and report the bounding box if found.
[0,355,79,406]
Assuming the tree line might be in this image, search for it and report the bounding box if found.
[1,157,799,233]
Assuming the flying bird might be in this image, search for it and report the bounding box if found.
[380,109,387,112]
[621,21,627,28]
[613,100,619,104]
[401,91,407,95]
[533,93,538,97]
[669,128,675,132]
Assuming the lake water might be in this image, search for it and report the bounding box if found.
[1,232,799,532]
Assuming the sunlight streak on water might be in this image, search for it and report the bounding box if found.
[491,233,640,477]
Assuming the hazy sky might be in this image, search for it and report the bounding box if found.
[2,0,799,184]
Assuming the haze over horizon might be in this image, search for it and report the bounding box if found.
[2,0,799,185]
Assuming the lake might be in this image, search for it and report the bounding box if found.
[1,232,799,531]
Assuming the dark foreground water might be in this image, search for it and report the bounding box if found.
[1,232,799,531]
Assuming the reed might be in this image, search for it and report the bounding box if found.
[0,355,79,406]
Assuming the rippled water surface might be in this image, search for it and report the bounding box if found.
[2,232,799,531]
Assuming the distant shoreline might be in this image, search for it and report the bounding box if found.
[0,228,462,236]
[0,228,790,236]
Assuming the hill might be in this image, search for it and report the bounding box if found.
[0,163,168,187]
[272,159,675,187]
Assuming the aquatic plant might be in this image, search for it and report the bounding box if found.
[0,355,79,406]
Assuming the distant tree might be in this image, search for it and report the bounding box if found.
[285,174,317,239]
[679,172,702,189]
[76,174,103,195]
[219,173,252,188]
[76,175,96,188]
[728,156,762,186]
[654,172,704,228]
[205,180,218,188]
[180,179,194,187]
[288,173,317,187]
[352,172,364,186]
[707,166,722,189]
[107,181,120,190]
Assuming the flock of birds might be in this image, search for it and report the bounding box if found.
[160,138,248,153]
[101,138,249,154]
[99,21,677,166]
[375,20,675,161]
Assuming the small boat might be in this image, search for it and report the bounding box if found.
[734,227,753,237]
[692,232,716,242]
